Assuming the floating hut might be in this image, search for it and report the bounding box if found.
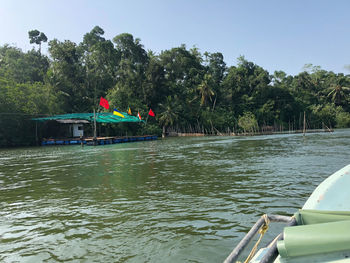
[32,112,157,146]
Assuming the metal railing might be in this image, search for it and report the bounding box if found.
[224,214,297,263]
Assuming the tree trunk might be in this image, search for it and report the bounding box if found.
[162,125,166,138]
[212,96,217,112]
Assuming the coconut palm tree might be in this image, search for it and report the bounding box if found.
[197,73,215,107]
[327,79,350,106]
[158,96,179,137]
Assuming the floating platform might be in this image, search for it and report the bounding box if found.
[41,135,158,146]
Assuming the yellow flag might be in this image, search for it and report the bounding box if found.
[113,109,125,118]
[128,107,132,115]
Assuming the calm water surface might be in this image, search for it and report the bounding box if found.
[1,130,350,262]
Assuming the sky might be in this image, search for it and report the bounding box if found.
[1,0,350,76]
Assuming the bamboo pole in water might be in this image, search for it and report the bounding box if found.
[93,108,97,145]
[35,121,38,145]
[303,111,306,136]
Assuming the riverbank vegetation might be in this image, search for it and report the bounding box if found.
[1,26,350,146]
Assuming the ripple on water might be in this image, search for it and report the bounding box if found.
[0,130,350,262]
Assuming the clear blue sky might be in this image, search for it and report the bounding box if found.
[1,0,349,76]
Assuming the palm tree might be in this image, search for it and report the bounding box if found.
[327,79,350,106]
[197,74,215,107]
[158,96,179,137]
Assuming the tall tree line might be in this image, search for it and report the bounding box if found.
[0,26,349,146]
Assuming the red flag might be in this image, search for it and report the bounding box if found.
[99,97,109,109]
[148,108,155,117]
[137,112,142,120]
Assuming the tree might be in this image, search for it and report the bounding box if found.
[222,56,270,115]
[2,27,350,147]
[28,30,48,53]
[0,45,49,83]
[335,109,350,128]
[48,39,85,112]
[144,52,167,106]
[158,96,179,137]
[112,33,149,104]
[158,45,204,127]
[272,70,287,85]
[0,77,59,146]
[327,77,350,106]
[205,52,226,84]
[309,104,337,129]
[204,52,226,109]
[113,33,148,64]
[238,112,258,134]
[197,73,215,107]
[81,26,120,109]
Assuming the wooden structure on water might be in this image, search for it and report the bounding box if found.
[33,112,157,146]
[41,135,158,146]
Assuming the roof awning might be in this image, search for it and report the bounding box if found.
[32,112,144,123]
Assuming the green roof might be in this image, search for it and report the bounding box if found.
[32,112,144,123]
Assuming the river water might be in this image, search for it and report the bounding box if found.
[0,130,349,263]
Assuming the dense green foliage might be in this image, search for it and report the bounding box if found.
[1,26,349,146]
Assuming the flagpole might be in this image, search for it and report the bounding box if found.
[93,108,97,145]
